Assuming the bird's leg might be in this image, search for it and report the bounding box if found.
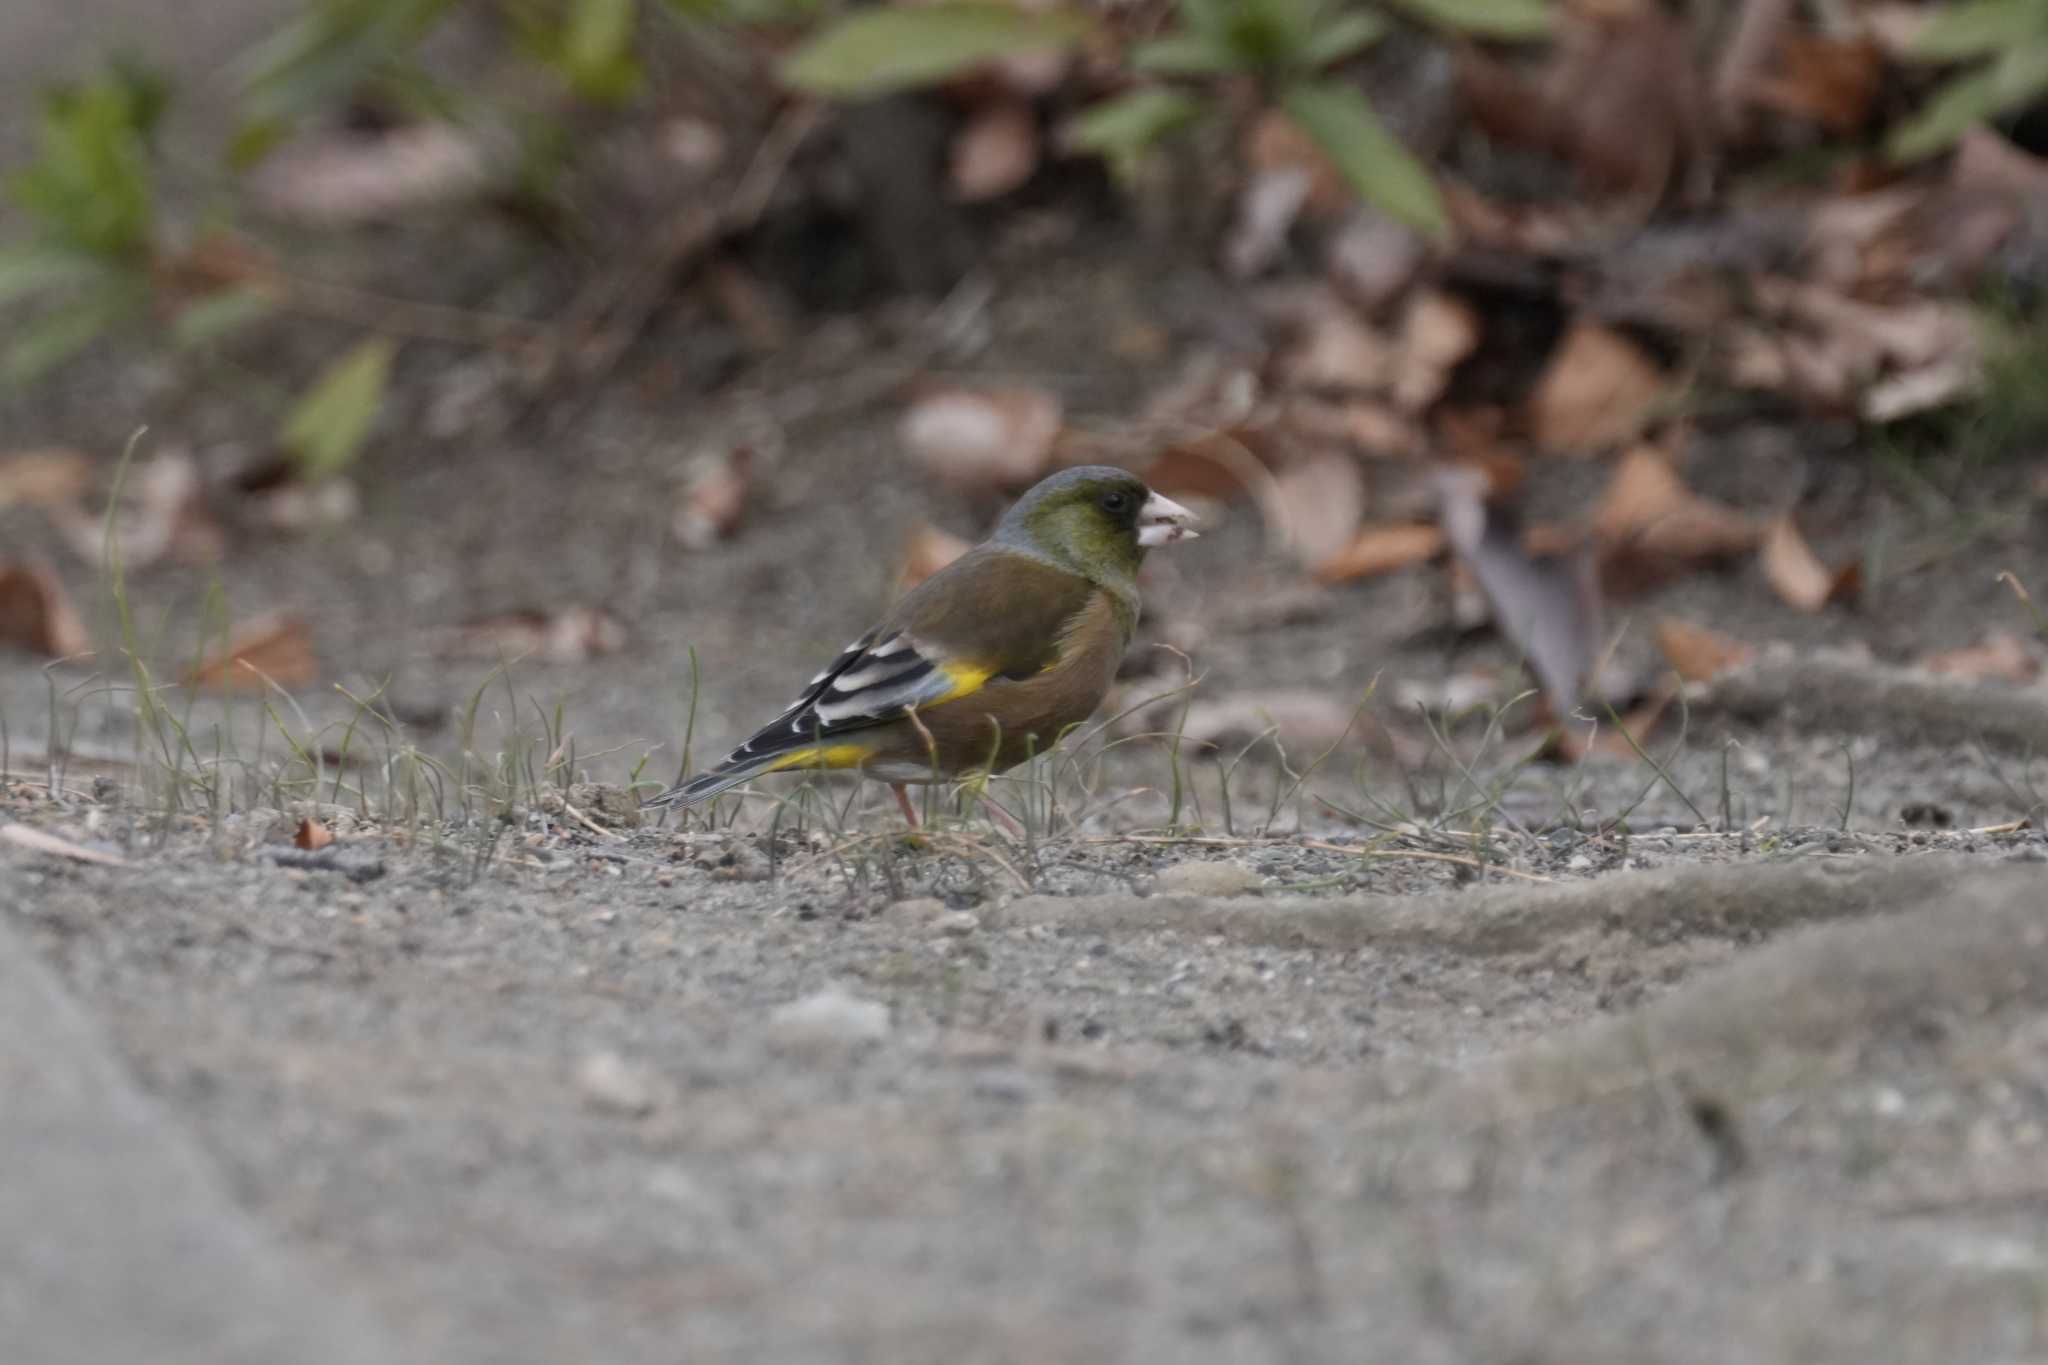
[980,796,1026,839]
[892,783,920,827]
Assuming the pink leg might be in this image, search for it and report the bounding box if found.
[892,783,920,827]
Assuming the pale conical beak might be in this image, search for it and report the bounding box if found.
[1137,490,1199,547]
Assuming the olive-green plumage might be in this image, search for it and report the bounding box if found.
[646,466,1196,815]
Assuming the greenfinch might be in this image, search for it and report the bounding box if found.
[646,465,1198,823]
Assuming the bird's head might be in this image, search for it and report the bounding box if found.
[996,465,1198,586]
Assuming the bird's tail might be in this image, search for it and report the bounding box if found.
[640,738,876,810]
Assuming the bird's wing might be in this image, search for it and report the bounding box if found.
[750,547,1095,749]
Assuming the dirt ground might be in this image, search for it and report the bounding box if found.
[9,11,2048,1360]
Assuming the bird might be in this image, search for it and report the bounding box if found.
[644,465,1198,825]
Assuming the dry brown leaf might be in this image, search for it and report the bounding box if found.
[673,447,754,550]
[901,384,1063,493]
[1283,397,1421,459]
[1278,307,1396,393]
[1656,616,1756,682]
[1952,127,2048,201]
[897,522,972,592]
[1759,515,1859,612]
[1268,452,1367,568]
[1438,465,1603,717]
[1592,444,1759,566]
[49,450,222,569]
[1747,31,1882,134]
[1326,211,1426,315]
[950,100,1039,202]
[1312,523,1445,584]
[186,615,318,691]
[1528,317,1667,454]
[1392,291,1482,412]
[0,449,92,509]
[1461,11,1711,204]
[0,822,126,867]
[249,124,492,226]
[436,608,627,665]
[1919,632,2041,684]
[1177,689,1365,756]
[0,560,91,660]
[294,817,335,851]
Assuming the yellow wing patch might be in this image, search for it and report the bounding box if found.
[931,661,994,703]
[764,743,877,773]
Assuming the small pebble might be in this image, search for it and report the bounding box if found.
[888,897,949,923]
[768,987,891,1050]
[575,1050,658,1117]
[1153,862,1263,898]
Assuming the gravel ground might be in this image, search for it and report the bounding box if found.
[9,10,2048,1357]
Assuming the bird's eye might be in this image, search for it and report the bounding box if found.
[1100,490,1131,514]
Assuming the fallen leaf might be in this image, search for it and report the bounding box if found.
[1951,126,2048,201]
[1312,522,1445,584]
[249,124,493,226]
[0,822,126,866]
[1326,210,1427,314]
[1920,631,2040,684]
[1527,317,1668,454]
[1437,464,1603,717]
[950,99,1039,202]
[1391,290,1482,412]
[186,615,318,691]
[1656,616,1756,682]
[49,449,223,569]
[1282,396,1422,459]
[1746,31,1882,134]
[901,384,1063,493]
[1759,515,1859,612]
[673,446,754,550]
[0,448,92,509]
[897,521,972,591]
[0,559,91,659]
[1226,167,1315,280]
[1177,689,1367,756]
[1591,444,1759,569]
[1461,10,1712,204]
[1268,452,1367,568]
[1276,305,1396,393]
[436,607,628,664]
[294,817,334,851]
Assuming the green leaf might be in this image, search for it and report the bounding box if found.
[1384,0,1550,40]
[561,0,643,101]
[1908,0,2048,63]
[1066,87,1206,178]
[171,284,280,350]
[280,337,395,479]
[1889,45,2048,161]
[1279,79,1448,239]
[1299,9,1390,67]
[1132,31,1240,75]
[0,246,105,306]
[782,4,1089,96]
[3,284,143,385]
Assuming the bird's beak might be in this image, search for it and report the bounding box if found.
[1137,490,1199,547]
